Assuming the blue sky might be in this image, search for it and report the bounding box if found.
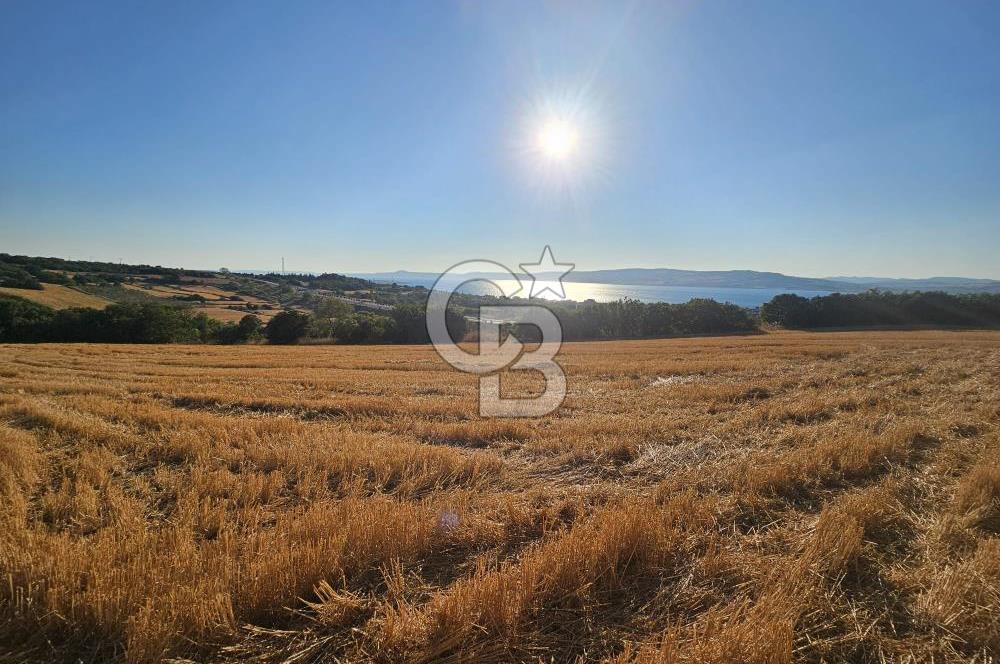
[2,0,999,277]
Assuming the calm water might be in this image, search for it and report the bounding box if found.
[371,276,830,308]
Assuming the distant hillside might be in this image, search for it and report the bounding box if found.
[0,254,424,324]
[828,276,1000,293]
[0,283,113,309]
[352,269,854,291]
[564,268,855,291]
[355,268,1000,294]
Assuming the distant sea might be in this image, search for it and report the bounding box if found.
[363,275,831,308]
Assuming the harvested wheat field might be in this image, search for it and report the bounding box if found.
[1,331,998,663]
[0,284,112,310]
[192,306,281,323]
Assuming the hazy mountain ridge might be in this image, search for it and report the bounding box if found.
[353,268,1000,294]
[827,276,1000,292]
[564,269,852,291]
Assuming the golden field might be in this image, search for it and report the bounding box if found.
[0,283,112,310]
[120,281,279,323]
[1,331,998,663]
[191,306,281,323]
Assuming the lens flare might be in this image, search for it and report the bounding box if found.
[536,119,579,161]
[512,86,609,198]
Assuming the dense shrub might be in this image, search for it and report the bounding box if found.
[760,294,814,327]
[60,303,202,343]
[29,267,72,286]
[307,315,334,339]
[0,296,54,340]
[0,263,42,289]
[264,310,311,344]
[333,312,397,344]
[309,296,353,319]
[391,303,467,344]
[215,315,262,344]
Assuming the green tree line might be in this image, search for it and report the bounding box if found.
[0,253,213,279]
[760,291,1000,328]
[6,290,999,346]
[0,298,466,345]
[551,298,759,340]
[0,299,255,344]
[0,260,73,290]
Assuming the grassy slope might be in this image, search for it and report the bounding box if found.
[120,281,279,322]
[0,331,997,663]
[191,306,279,322]
[0,283,113,309]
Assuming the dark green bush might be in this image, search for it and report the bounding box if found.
[332,312,397,344]
[264,310,311,344]
[0,263,42,289]
[215,314,262,344]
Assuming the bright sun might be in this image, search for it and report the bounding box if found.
[537,119,579,161]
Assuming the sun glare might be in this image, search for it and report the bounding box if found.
[515,91,603,192]
[537,119,579,161]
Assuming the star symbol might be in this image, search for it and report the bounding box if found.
[519,246,575,299]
